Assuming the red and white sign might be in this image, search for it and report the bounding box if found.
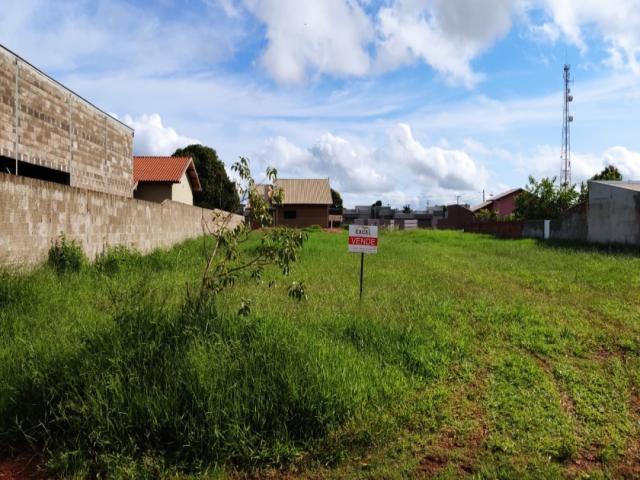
[348,225,378,254]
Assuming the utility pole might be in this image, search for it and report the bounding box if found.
[561,64,574,188]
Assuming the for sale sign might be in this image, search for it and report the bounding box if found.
[348,225,378,254]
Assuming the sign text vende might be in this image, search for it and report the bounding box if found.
[348,237,378,246]
[348,225,378,254]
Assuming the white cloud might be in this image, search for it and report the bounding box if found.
[257,132,392,193]
[513,145,599,183]
[375,0,517,87]
[241,0,640,85]
[0,0,240,74]
[387,123,489,190]
[205,0,241,17]
[244,0,374,83]
[123,114,200,156]
[5,0,640,88]
[255,123,490,206]
[513,144,640,184]
[242,0,517,87]
[531,0,640,73]
[603,146,640,180]
[312,133,392,192]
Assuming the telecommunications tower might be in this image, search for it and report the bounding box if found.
[560,64,574,187]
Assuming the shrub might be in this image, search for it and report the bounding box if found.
[47,235,86,273]
[515,176,580,220]
[94,245,141,276]
[303,224,323,232]
[0,270,26,308]
[475,208,498,222]
[0,293,400,475]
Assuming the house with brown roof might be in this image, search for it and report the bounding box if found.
[133,156,202,205]
[253,178,333,228]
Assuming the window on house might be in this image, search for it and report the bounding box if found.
[284,209,297,219]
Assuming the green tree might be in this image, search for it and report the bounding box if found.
[579,165,623,202]
[370,200,383,219]
[514,176,580,220]
[592,165,623,181]
[330,188,343,209]
[173,144,240,212]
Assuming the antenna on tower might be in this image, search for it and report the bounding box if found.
[560,64,573,188]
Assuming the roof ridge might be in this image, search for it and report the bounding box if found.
[133,156,195,185]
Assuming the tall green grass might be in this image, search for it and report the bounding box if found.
[1,230,639,478]
[0,236,445,477]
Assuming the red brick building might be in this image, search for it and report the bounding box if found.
[471,188,523,217]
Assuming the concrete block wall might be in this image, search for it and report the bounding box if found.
[0,45,134,197]
[550,202,587,242]
[588,182,640,245]
[522,220,545,239]
[0,49,17,159]
[0,173,243,267]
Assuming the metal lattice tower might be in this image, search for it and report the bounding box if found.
[560,64,574,187]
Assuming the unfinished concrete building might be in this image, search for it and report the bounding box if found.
[587,180,640,245]
[0,44,134,197]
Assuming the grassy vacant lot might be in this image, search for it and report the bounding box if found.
[1,229,639,479]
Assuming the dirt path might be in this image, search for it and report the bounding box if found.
[0,454,46,480]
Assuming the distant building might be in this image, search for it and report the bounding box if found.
[133,156,202,205]
[436,204,475,230]
[252,178,333,228]
[471,188,523,217]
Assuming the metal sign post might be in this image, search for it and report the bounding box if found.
[359,252,364,300]
[348,225,378,300]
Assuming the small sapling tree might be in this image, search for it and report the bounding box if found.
[195,157,308,313]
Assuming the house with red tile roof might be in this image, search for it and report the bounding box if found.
[133,156,202,205]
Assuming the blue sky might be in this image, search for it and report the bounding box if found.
[2,0,640,207]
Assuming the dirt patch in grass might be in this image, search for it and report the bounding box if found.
[565,446,603,478]
[615,440,640,479]
[593,348,617,361]
[414,374,488,478]
[614,389,640,479]
[459,407,489,472]
[415,429,456,477]
[0,454,46,480]
[559,391,576,416]
[530,352,577,417]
